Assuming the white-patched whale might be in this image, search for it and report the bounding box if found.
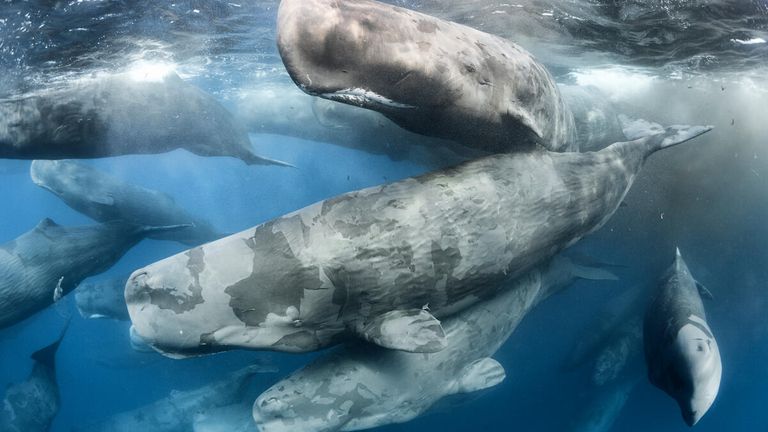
[126,125,711,357]
[31,159,225,246]
[0,219,186,329]
[0,326,66,432]
[644,249,722,427]
[277,0,576,152]
[253,256,616,432]
[0,71,288,166]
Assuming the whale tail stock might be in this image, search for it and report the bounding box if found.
[31,317,70,369]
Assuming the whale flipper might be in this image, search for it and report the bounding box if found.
[357,309,447,353]
[87,191,115,206]
[456,357,506,394]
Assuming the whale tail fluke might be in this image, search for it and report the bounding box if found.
[617,115,713,155]
[646,124,714,153]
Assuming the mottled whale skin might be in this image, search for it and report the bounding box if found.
[126,125,710,357]
[193,403,258,432]
[31,159,225,246]
[644,249,722,427]
[277,0,576,152]
[253,256,616,432]
[0,72,286,166]
[74,365,268,432]
[559,85,628,152]
[0,329,65,432]
[0,219,184,329]
[75,275,130,321]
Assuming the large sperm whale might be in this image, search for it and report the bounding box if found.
[644,249,721,426]
[277,0,576,152]
[30,159,225,246]
[0,219,186,329]
[0,71,288,166]
[253,256,616,432]
[126,124,710,357]
[0,326,66,432]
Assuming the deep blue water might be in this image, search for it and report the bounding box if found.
[1,1,768,431]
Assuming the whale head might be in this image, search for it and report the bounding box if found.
[670,319,722,426]
[253,349,391,432]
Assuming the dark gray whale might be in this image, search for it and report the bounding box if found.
[126,125,711,357]
[644,249,721,426]
[0,326,66,432]
[75,275,130,321]
[277,0,576,152]
[0,219,186,329]
[31,159,225,246]
[0,71,288,166]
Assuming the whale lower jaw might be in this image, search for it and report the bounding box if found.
[320,88,416,110]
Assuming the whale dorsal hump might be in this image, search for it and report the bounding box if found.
[356,308,447,353]
[35,218,60,231]
[455,357,506,394]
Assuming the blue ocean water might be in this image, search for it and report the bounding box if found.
[0,1,767,431]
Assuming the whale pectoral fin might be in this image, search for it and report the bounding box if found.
[357,309,447,353]
[87,191,115,206]
[455,357,506,394]
[696,281,714,300]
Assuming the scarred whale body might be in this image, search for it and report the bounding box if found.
[0,71,287,166]
[126,125,711,357]
[0,219,185,329]
[277,0,576,152]
[253,256,616,432]
[31,159,225,246]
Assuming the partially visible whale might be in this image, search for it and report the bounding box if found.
[126,124,711,358]
[236,83,476,169]
[559,85,628,152]
[236,82,627,169]
[75,276,130,321]
[569,375,641,432]
[644,249,721,427]
[0,326,66,432]
[253,256,617,432]
[193,403,258,432]
[277,0,576,152]
[0,71,288,166]
[31,159,225,246]
[566,286,645,386]
[74,365,274,432]
[0,219,186,329]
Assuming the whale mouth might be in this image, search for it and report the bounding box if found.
[321,88,416,110]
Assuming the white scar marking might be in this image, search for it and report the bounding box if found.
[323,88,416,109]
